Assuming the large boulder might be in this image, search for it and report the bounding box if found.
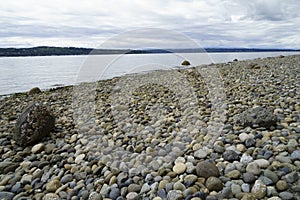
[28,87,41,95]
[14,103,55,147]
[235,106,277,129]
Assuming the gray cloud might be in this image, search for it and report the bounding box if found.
[0,0,299,48]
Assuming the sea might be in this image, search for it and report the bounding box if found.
[0,52,299,96]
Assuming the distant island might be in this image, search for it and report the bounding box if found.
[0,46,299,57]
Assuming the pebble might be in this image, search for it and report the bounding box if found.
[251,180,267,199]
[194,149,208,159]
[43,193,60,200]
[196,161,220,178]
[126,192,139,200]
[75,154,85,164]
[31,143,44,154]
[173,163,186,174]
[205,177,223,192]
[291,150,300,159]
[276,180,288,191]
[167,190,183,200]
[225,170,241,179]
[279,191,294,200]
[254,159,270,168]
[246,162,261,175]
[223,150,239,161]
[46,179,61,192]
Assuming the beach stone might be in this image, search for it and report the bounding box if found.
[241,183,250,193]
[231,183,241,196]
[88,192,102,200]
[223,150,239,161]
[239,133,250,142]
[251,180,267,199]
[241,193,256,200]
[225,170,241,179]
[46,179,61,192]
[259,176,273,186]
[194,149,208,159]
[29,87,41,95]
[20,174,32,185]
[264,169,279,183]
[267,197,281,200]
[140,183,151,194]
[61,174,73,184]
[75,154,85,164]
[31,143,44,154]
[43,193,59,200]
[173,163,186,174]
[184,175,198,186]
[196,161,220,178]
[173,182,186,191]
[235,106,277,129]
[276,180,288,191]
[0,192,14,200]
[205,177,223,192]
[279,191,294,200]
[13,102,55,147]
[246,162,261,175]
[128,184,141,193]
[291,150,300,159]
[243,172,256,183]
[109,188,121,199]
[167,190,183,200]
[254,159,270,168]
[181,60,191,66]
[284,171,299,183]
[240,153,253,165]
[126,192,139,200]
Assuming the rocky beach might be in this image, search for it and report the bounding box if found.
[0,54,299,200]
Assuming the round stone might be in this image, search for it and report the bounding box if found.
[246,162,261,175]
[173,163,186,174]
[205,177,223,192]
[194,149,208,159]
[276,180,288,191]
[31,143,44,154]
[46,179,61,192]
[243,172,256,183]
[196,161,220,178]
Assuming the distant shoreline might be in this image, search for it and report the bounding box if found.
[0,46,299,57]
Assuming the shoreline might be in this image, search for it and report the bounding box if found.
[0,54,299,199]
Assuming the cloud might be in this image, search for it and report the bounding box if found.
[0,0,299,48]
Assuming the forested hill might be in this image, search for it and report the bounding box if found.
[0,46,299,57]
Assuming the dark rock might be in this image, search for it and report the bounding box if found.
[13,103,55,147]
[235,107,277,129]
[223,150,239,161]
[196,161,220,178]
[279,191,294,200]
[205,177,223,192]
[28,87,41,95]
[243,172,256,183]
[181,60,191,66]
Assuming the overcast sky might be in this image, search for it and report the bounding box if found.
[1,0,300,49]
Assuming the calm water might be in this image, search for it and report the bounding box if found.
[0,52,299,95]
